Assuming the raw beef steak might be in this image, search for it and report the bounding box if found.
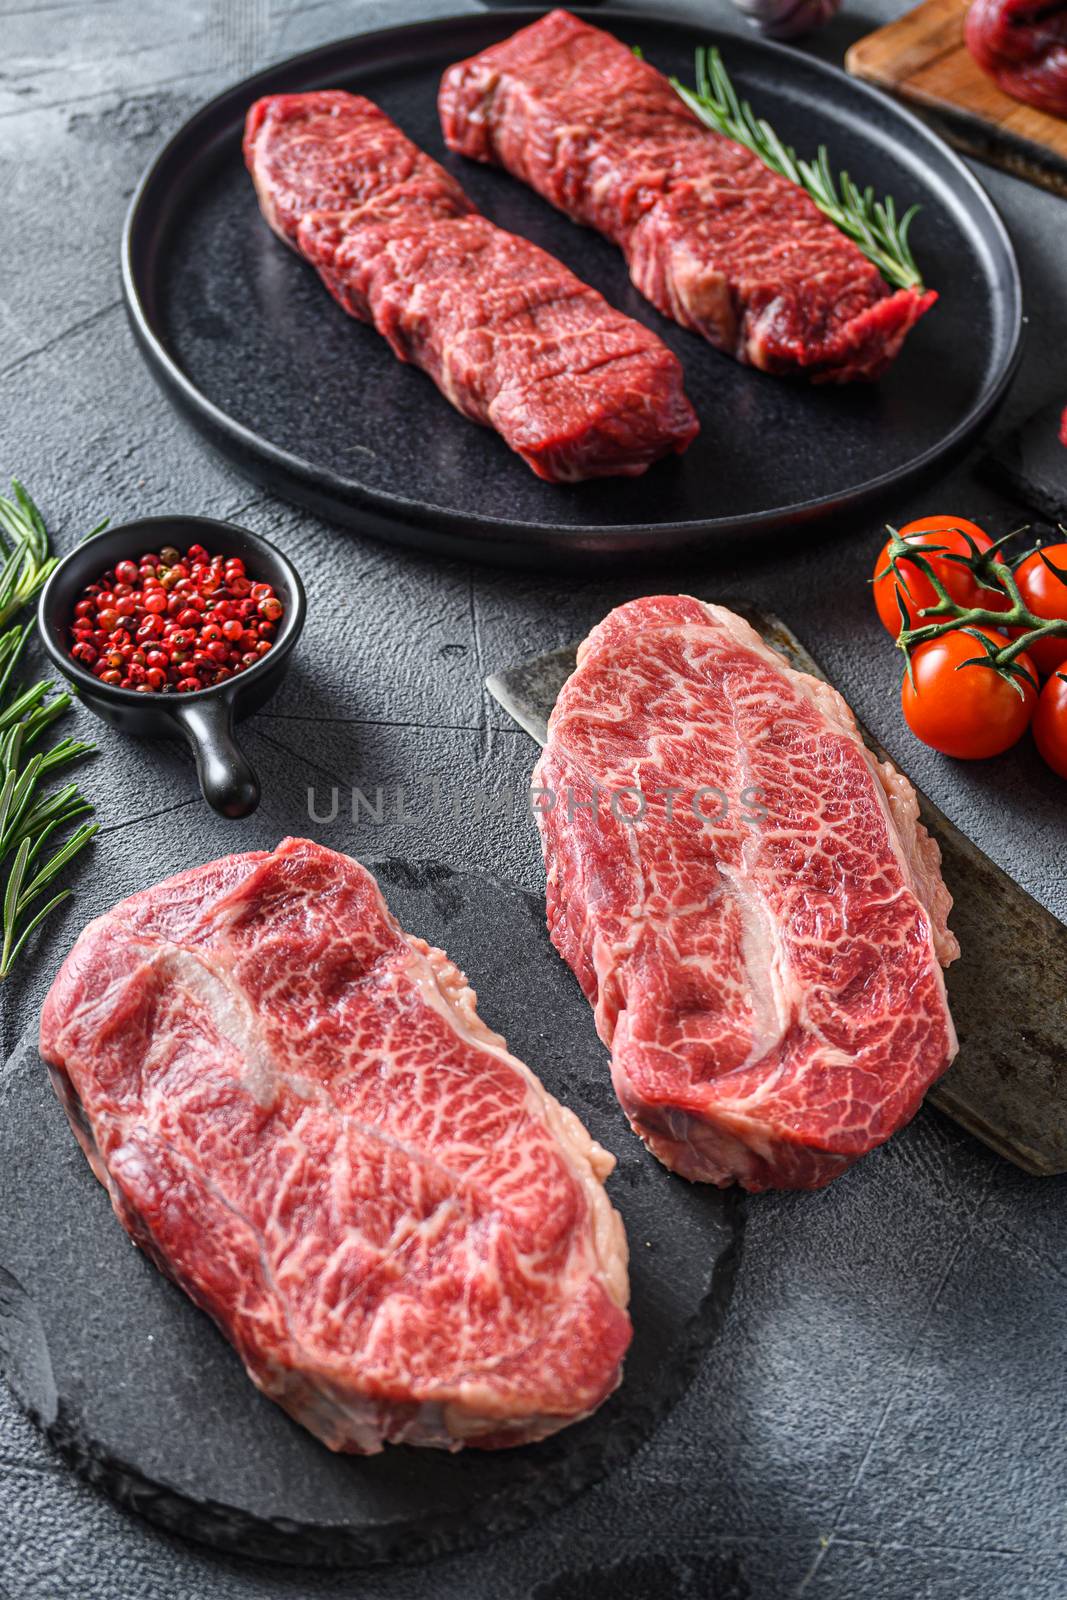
[244,91,698,482]
[440,10,936,381]
[533,598,959,1191]
[965,0,1067,120]
[39,840,631,1452]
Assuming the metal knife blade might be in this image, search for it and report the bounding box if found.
[487,604,1067,1177]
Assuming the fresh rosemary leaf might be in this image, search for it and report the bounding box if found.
[0,484,99,976]
[0,838,32,976]
[0,889,74,979]
[34,737,97,777]
[17,821,98,914]
[18,788,93,845]
[0,480,108,633]
[0,482,59,629]
[0,625,29,707]
[669,48,925,293]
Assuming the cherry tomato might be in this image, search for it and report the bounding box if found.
[1012,543,1067,677]
[1033,671,1067,780]
[873,517,1010,638]
[901,629,1037,759]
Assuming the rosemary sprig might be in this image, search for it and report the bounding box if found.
[0,481,57,630]
[0,483,99,977]
[669,48,925,293]
[877,524,1067,698]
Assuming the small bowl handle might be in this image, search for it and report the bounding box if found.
[174,698,260,819]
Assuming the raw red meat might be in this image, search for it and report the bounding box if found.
[243,92,698,482]
[965,0,1067,119]
[440,10,937,382]
[533,599,959,1192]
[39,839,631,1453]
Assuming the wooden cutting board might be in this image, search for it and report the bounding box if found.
[846,0,1067,196]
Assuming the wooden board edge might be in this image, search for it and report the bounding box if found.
[845,52,1067,197]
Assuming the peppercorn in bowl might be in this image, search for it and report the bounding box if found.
[38,517,306,819]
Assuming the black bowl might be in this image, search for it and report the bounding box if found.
[38,517,306,819]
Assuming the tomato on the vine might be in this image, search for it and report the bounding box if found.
[1012,542,1067,677]
[873,517,1010,638]
[1034,671,1067,780]
[901,629,1037,759]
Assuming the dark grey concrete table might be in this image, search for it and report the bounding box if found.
[1,2,1064,1596]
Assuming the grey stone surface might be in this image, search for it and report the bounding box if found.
[0,1,1064,1597]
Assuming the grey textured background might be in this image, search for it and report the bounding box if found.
[0,1,1065,1597]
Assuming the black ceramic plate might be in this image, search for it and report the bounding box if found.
[122,7,1023,564]
[0,859,741,1568]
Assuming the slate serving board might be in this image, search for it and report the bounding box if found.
[982,397,1067,523]
[486,607,1067,1178]
[0,857,742,1568]
[121,7,1022,563]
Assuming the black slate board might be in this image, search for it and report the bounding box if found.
[982,397,1067,523]
[122,7,1022,564]
[0,858,741,1569]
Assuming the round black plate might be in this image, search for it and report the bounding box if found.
[122,7,1022,564]
[0,859,742,1568]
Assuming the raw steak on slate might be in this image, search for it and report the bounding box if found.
[440,10,936,382]
[244,91,698,482]
[39,839,631,1452]
[533,598,959,1191]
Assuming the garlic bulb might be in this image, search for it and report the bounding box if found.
[731,0,842,41]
